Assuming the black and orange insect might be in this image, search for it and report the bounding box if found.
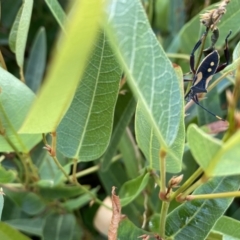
[185,30,232,121]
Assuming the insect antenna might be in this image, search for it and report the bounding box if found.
[191,98,225,121]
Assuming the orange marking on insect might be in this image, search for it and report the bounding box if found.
[194,72,203,85]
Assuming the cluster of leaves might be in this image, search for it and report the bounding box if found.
[1,0,240,239]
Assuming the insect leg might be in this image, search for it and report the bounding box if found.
[215,30,232,73]
[191,97,225,121]
[190,31,207,74]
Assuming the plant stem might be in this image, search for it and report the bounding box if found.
[72,158,78,184]
[224,65,240,141]
[159,149,166,194]
[179,178,204,200]
[52,156,72,182]
[4,136,30,185]
[69,154,122,180]
[158,149,168,237]
[159,201,169,238]
[190,191,240,199]
[170,167,203,201]
[19,67,25,83]
[51,155,111,210]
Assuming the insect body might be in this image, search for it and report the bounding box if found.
[185,31,232,121]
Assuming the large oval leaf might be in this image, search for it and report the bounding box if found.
[187,124,222,170]
[206,130,240,177]
[56,32,121,160]
[42,213,76,240]
[166,176,240,239]
[135,102,184,173]
[105,0,184,151]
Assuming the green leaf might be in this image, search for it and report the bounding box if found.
[8,5,23,53]
[119,172,150,207]
[25,27,46,93]
[21,192,46,215]
[206,130,240,177]
[35,148,70,185]
[0,68,41,152]
[38,185,86,200]
[105,0,184,150]
[166,176,240,239]
[4,218,44,237]
[213,216,240,239]
[0,166,16,183]
[5,190,45,216]
[168,0,240,54]
[19,0,104,134]
[0,194,3,220]
[44,0,67,32]
[43,213,75,240]
[0,222,30,240]
[57,31,121,160]
[98,161,129,196]
[117,218,155,239]
[135,102,184,173]
[118,128,140,178]
[101,97,136,171]
[9,0,33,68]
[233,41,240,61]
[62,187,99,211]
[207,231,223,240]
[187,124,222,169]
